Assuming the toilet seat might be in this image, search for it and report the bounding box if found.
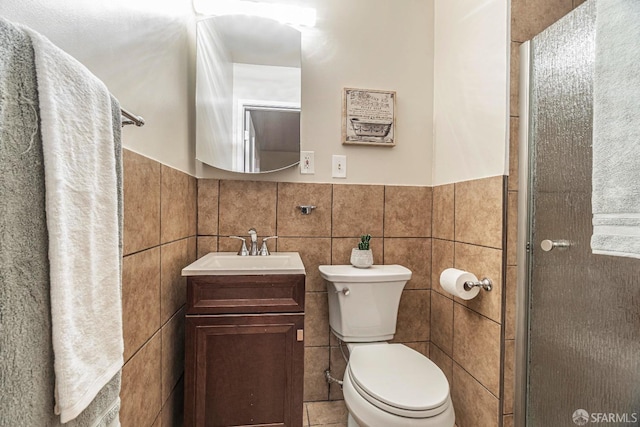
[347,344,450,418]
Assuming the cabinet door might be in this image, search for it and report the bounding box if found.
[185,314,304,427]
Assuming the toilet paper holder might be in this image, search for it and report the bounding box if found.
[463,278,493,292]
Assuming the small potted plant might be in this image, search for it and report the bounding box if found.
[350,234,373,268]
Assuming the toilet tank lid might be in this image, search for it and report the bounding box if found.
[318,265,411,282]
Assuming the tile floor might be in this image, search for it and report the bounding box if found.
[304,400,348,427]
[303,400,459,427]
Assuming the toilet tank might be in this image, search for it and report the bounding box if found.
[318,265,412,343]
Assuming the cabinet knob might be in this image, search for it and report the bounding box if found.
[296,329,304,342]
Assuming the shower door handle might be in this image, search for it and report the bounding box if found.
[540,239,571,252]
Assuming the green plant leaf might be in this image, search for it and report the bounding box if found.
[358,234,371,250]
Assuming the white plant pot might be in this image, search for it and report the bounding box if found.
[350,248,373,268]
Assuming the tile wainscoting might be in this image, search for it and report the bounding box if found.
[120,150,197,426]
[121,148,512,427]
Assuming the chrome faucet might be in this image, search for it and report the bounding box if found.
[248,228,258,256]
[228,235,249,256]
[229,228,277,256]
[260,236,278,256]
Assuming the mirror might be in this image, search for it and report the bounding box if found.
[196,15,301,173]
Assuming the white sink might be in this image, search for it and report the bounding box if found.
[182,252,306,276]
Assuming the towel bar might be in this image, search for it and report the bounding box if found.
[121,108,145,127]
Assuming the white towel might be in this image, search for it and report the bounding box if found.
[591,0,640,259]
[25,29,124,422]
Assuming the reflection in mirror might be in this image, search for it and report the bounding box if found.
[196,14,301,173]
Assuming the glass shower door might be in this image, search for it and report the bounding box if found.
[525,1,640,425]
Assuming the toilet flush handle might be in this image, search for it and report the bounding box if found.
[335,287,350,296]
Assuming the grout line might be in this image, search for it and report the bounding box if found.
[498,175,510,421]
[123,245,159,258]
[453,360,501,401]
[429,187,434,340]
[430,341,453,360]
[123,235,194,258]
[123,327,162,369]
[326,339,331,401]
[158,164,163,247]
[195,179,200,240]
[275,182,279,251]
[382,186,386,265]
[329,185,334,263]
[157,168,165,345]
[304,402,310,427]
[453,182,456,242]
[160,303,186,329]
[216,180,221,251]
[429,186,433,238]
[453,241,504,251]
[453,299,502,326]
[431,236,504,253]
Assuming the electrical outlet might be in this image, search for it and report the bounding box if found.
[332,155,347,178]
[300,151,314,174]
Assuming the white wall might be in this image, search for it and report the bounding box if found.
[2,0,434,185]
[197,0,435,185]
[2,0,509,186]
[0,0,197,175]
[432,0,509,185]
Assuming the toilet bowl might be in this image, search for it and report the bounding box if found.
[318,265,455,427]
[343,343,455,427]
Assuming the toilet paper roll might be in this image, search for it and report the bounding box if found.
[439,268,480,300]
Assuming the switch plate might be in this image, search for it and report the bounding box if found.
[332,155,347,178]
[300,151,314,174]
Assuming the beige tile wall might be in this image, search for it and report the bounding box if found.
[197,180,433,403]
[507,1,585,426]
[431,176,506,427]
[120,150,197,427]
[124,159,507,426]
[195,177,509,426]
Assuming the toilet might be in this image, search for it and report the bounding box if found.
[319,265,455,427]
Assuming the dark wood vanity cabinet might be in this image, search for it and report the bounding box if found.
[184,274,305,427]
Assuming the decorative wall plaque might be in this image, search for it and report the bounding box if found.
[342,88,396,146]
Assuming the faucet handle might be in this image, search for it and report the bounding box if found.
[229,236,249,256]
[259,236,278,256]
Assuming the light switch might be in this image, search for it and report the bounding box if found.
[332,155,347,178]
